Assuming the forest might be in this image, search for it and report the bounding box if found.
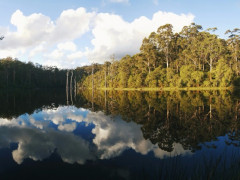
[81,23,240,89]
[0,57,67,88]
[1,23,240,90]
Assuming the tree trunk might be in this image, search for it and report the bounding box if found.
[13,68,15,86]
[70,71,73,105]
[236,55,238,75]
[209,96,212,120]
[6,69,8,88]
[105,70,107,88]
[74,77,76,100]
[92,64,94,89]
[148,59,151,74]
[70,71,73,91]
[209,58,213,81]
[28,70,31,87]
[166,47,169,69]
[66,71,69,105]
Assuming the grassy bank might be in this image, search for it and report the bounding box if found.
[82,86,233,91]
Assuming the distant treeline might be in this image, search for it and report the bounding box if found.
[0,57,67,88]
[80,23,240,88]
[0,56,101,89]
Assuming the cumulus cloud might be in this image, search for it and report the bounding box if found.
[88,11,194,62]
[8,8,93,47]
[57,42,77,52]
[0,7,194,68]
[0,8,94,68]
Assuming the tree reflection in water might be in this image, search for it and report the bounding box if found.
[78,90,240,152]
[0,89,240,179]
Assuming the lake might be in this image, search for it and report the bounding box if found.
[0,89,240,179]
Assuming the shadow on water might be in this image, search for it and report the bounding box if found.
[0,88,67,119]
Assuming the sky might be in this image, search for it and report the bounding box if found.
[0,0,239,69]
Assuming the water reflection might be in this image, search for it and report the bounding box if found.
[0,105,191,165]
[0,89,240,179]
[80,90,240,152]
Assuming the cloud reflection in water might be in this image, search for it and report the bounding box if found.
[0,106,190,164]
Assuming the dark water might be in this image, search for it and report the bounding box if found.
[0,89,240,179]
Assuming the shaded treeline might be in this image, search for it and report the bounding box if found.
[81,23,240,88]
[79,90,240,152]
[0,57,67,88]
[0,57,101,89]
[0,88,92,119]
[0,89,66,119]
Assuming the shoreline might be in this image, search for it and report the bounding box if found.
[81,86,234,91]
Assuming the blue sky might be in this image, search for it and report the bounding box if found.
[0,0,239,68]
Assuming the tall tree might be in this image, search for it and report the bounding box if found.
[225,28,240,75]
[140,32,159,74]
[156,24,174,69]
[179,23,203,70]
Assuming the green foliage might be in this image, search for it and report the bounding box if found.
[191,71,204,87]
[180,65,195,87]
[213,59,234,87]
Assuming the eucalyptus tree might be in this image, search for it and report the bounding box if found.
[118,55,132,88]
[179,23,203,70]
[140,32,159,75]
[109,54,117,87]
[156,24,174,69]
[103,61,110,88]
[202,28,225,81]
[225,28,240,75]
[79,23,240,88]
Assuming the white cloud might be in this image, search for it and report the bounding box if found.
[57,42,77,52]
[0,8,94,67]
[29,43,46,57]
[50,8,94,42]
[109,0,129,3]
[67,51,84,60]
[0,8,194,68]
[88,11,194,62]
[47,49,64,59]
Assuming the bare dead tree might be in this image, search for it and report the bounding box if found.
[70,71,73,105]
[74,76,77,100]
[70,70,73,91]
[66,71,69,105]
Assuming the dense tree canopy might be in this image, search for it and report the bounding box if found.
[80,23,240,88]
[0,57,67,88]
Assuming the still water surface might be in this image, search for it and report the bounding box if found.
[0,89,240,179]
